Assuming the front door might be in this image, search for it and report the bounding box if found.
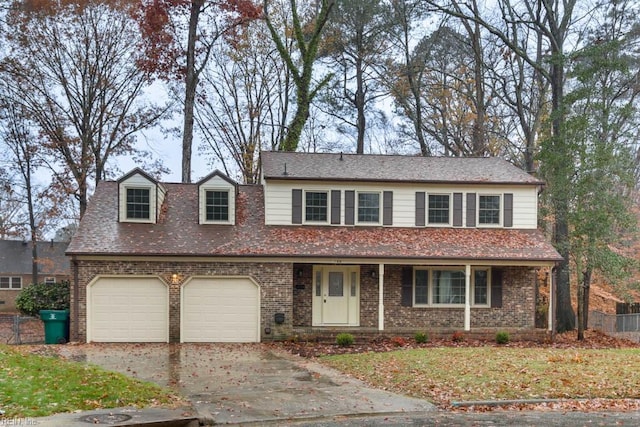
[312,266,359,326]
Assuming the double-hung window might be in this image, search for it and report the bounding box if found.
[413,268,490,306]
[357,192,380,224]
[126,188,151,220]
[428,194,450,224]
[205,190,229,222]
[0,277,22,289]
[478,195,500,225]
[305,191,328,222]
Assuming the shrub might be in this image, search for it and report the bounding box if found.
[496,331,510,345]
[414,332,429,344]
[451,331,465,342]
[15,281,70,317]
[390,336,407,347]
[335,333,355,347]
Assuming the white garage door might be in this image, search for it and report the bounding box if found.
[182,278,260,343]
[88,277,168,342]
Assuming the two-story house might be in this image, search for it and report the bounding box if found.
[66,151,562,343]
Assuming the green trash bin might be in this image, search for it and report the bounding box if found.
[40,310,69,344]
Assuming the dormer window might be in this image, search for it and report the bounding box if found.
[118,168,164,224]
[126,188,151,220]
[198,170,237,225]
[205,190,229,222]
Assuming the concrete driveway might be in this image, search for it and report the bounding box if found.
[58,343,435,424]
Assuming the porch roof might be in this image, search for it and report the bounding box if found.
[67,183,562,263]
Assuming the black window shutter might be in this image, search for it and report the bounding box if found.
[345,191,355,225]
[401,266,413,307]
[292,189,302,224]
[453,193,463,226]
[466,193,476,227]
[331,190,341,224]
[383,191,393,225]
[415,192,425,226]
[504,193,513,227]
[491,269,503,308]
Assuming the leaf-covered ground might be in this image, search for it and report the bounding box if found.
[274,330,640,412]
[0,344,183,418]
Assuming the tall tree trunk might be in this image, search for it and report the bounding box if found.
[583,267,591,333]
[355,56,366,154]
[182,0,203,183]
[551,51,575,333]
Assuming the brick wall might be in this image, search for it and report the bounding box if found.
[71,260,292,342]
[291,264,536,331]
[72,260,537,342]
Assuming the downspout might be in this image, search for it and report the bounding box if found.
[72,257,80,342]
[549,266,558,342]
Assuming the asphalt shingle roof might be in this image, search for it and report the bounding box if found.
[0,240,70,275]
[67,182,562,263]
[261,151,543,185]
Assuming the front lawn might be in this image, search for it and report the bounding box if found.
[0,345,181,418]
[321,347,640,409]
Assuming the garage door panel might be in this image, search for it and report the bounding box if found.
[89,277,168,343]
[182,278,259,343]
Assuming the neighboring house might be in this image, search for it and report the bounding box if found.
[66,152,562,343]
[0,240,70,312]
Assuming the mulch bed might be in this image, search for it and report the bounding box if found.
[269,329,640,358]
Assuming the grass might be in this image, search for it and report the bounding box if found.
[321,347,640,406]
[0,345,180,418]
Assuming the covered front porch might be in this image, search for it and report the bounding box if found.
[291,261,554,335]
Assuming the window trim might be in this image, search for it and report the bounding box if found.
[477,194,502,227]
[356,191,381,225]
[44,277,56,285]
[124,186,153,223]
[0,276,22,290]
[427,193,451,226]
[412,267,491,307]
[203,188,231,224]
[199,185,235,225]
[303,190,330,224]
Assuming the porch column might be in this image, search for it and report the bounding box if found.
[378,263,385,331]
[548,269,554,332]
[464,264,471,331]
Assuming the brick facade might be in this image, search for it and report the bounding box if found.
[291,264,536,331]
[72,260,537,343]
[71,259,293,342]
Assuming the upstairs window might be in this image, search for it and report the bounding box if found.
[126,188,150,220]
[478,195,500,225]
[428,194,450,224]
[206,190,229,222]
[357,192,380,224]
[305,191,328,222]
[0,277,22,289]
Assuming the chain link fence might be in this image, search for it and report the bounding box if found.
[0,314,44,344]
[589,310,640,343]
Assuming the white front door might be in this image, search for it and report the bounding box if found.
[312,266,359,326]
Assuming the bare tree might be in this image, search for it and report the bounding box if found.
[264,0,335,151]
[2,2,168,217]
[319,0,390,154]
[196,18,292,183]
